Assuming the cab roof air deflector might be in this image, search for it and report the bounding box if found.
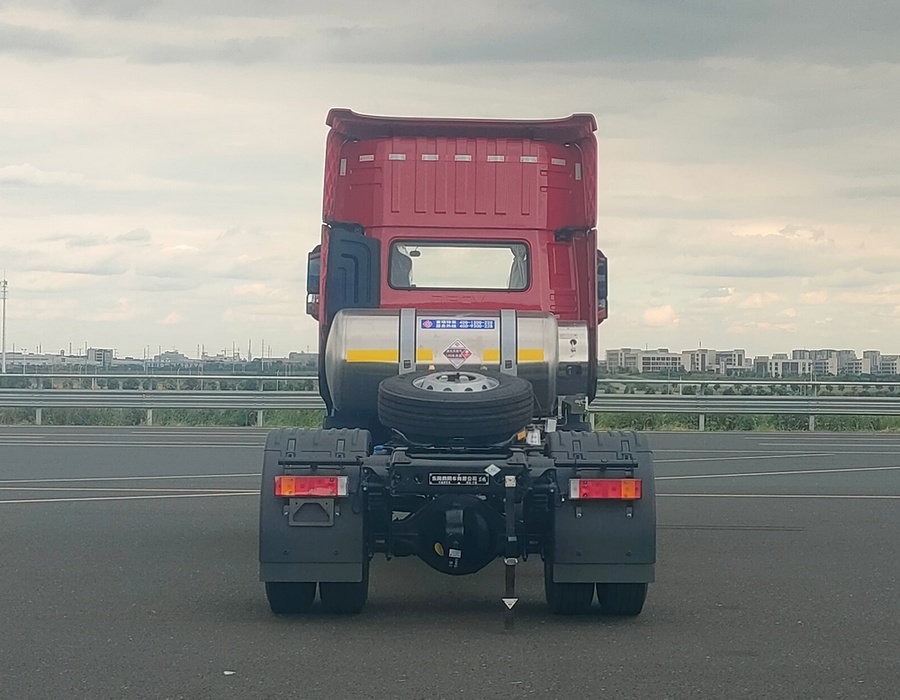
[326,108,597,145]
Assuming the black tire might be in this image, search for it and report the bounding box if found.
[377,370,533,442]
[596,582,648,616]
[319,558,370,614]
[544,558,594,615]
[265,581,317,615]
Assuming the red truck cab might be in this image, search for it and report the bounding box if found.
[307,109,608,416]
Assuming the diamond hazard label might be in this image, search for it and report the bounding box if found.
[442,339,472,368]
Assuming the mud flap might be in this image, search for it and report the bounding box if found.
[548,430,656,583]
[259,428,370,583]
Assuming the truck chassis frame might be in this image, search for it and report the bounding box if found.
[260,427,655,616]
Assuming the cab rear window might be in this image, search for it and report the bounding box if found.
[389,241,529,291]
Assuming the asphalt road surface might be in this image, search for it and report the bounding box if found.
[1,427,897,699]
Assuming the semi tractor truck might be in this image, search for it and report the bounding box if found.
[259,109,656,616]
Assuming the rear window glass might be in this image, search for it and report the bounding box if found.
[389,241,529,291]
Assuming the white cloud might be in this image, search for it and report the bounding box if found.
[81,297,141,322]
[1,1,900,358]
[642,305,680,327]
[738,292,781,309]
[838,288,900,306]
[231,283,291,301]
[159,311,185,325]
[800,291,828,305]
[0,163,85,186]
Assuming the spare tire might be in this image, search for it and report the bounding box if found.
[377,370,534,442]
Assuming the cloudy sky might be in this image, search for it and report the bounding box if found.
[1,0,899,360]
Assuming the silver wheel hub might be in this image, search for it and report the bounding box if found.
[413,371,500,393]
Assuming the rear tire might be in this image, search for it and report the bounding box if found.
[544,558,594,615]
[319,559,370,614]
[596,582,648,616]
[265,581,317,615]
[377,370,533,442]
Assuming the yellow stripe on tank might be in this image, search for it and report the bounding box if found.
[346,349,398,363]
[345,349,436,363]
[517,348,545,362]
[483,349,544,362]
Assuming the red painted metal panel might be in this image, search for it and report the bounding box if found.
[323,110,596,232]
[328,139,587,231]
[320,109,600,329]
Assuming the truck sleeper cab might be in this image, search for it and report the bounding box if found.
[259,109,655,617]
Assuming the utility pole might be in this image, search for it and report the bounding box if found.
[1,276,7,373]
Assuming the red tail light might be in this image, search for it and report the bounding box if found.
[569,478,642,500]
[274,475,348,497]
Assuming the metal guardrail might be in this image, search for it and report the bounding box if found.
[0,390,324,409]
[3,373,900,390]
[0,389,324,426]
[589,395,900,430]
[589,396,900,414]
[1,388,899,429]
[0,373,318,381]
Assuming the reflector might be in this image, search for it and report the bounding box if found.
[274,475,348,497]
[568,478,642,500]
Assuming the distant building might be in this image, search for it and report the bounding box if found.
[785,349,899,376]
[881,356,900,375]
[287,352,318,368]
[638,349,682,373]
[711,349,748,374]
[153,350,192,367]
[755,356,813,377]
[606,347,750,375]
[605,348,642,373]
[681,349,712,373]
[863,350,882,374]
[87,348,114,368]
[6,341,900,378]
[843,357,872,376]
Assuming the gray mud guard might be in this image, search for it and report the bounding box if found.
[548,430,656,584]
[259,428,371,583]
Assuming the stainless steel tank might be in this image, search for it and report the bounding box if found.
[325,309,561,418]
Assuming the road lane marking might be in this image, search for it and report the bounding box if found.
[0,441,263,448]
[658,493,900,500]
[660,524,805,531]
[653,452,828,461]
[657,465,900,480]
[0,486,258,493]
[751,440,900,447]
[760,445,900,455]
[750,435,900,440]
[0,492,258,505]
[656,453,834,463]
[0,473,259,485]
[745,434,900,438]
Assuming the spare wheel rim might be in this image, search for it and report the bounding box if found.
[412,371,500,393]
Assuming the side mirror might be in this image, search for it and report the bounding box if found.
[306,246,321,295]
[306,246,321,319]
[596,249,608,323]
